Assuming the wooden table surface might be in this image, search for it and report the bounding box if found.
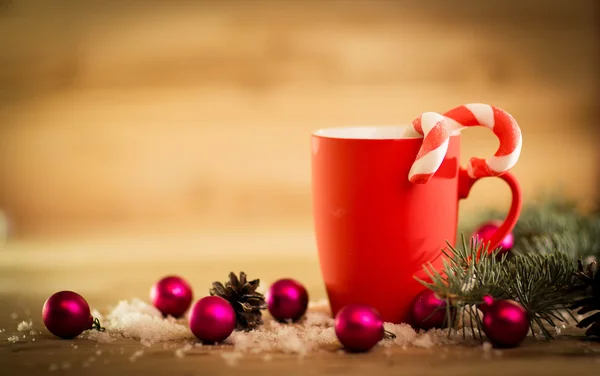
[2,234,600,376]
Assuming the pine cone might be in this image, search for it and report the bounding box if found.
[571,260,600,337]
[210,272,266,331]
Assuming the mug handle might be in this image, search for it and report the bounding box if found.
[457,168,523,252]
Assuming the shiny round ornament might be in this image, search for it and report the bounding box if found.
[481,298,529,348]
[189,296,236,343]
[472,220,514,252]
[150,275,193,318]
[266,278,309,322]
[334,304,384,352]
[42,291,93,339]
[410,288,453,330]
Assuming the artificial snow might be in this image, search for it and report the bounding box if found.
[79,298,553,355]
[225,313,336,355]
[91,309,103,320]
[17,320,33,332]
[174,344,194,359]
[221,351,244,367]
[81,299,194,345]
[84,330,115,343]
[482,342,493,353]
[129,350,144,362]
[7,335,19,343]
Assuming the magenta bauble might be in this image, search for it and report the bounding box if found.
[189,296,236,343]
[266,278,309,322]
[473,220,514,252]
[150,275,193,318]
[334,304,384,352]
[42,291,93,339]
[410,289,453,330]
[477,295,495,314]
[481,299,529,348]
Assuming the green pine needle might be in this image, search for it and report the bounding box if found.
[416,234,580,341]
[421,197,600,341]
[461,197,600,260]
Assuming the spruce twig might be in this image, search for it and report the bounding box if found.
[416,234,579,341]
[462,198,600,260]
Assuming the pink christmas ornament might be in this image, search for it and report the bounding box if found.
[150,275,193,318]
[477,295,495,314]
[473,220,514,252]
[189,296,236,343]
[334,304,384,352]
[266,278,309,322]
[42,291,93,339]
[481,297,529,348]
[410,289,453,330]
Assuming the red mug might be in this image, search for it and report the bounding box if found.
[311,125,522,323]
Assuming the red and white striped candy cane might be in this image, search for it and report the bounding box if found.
[409,103,522,184]
[408,112,451,184]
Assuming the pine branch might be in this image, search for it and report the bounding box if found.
[461,198,600,260]
[417,235,579,340]
[511,205,600,260]
[448,197,600,340]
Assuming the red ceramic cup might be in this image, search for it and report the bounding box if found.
[311,125,522,323]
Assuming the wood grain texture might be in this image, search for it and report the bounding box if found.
[0,0,598,238]
[1,242,600,376]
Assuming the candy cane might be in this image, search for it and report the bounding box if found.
[408,103,522,184]
[408,112,451,184]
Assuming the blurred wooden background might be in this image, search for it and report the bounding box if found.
[0,0,598,240]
